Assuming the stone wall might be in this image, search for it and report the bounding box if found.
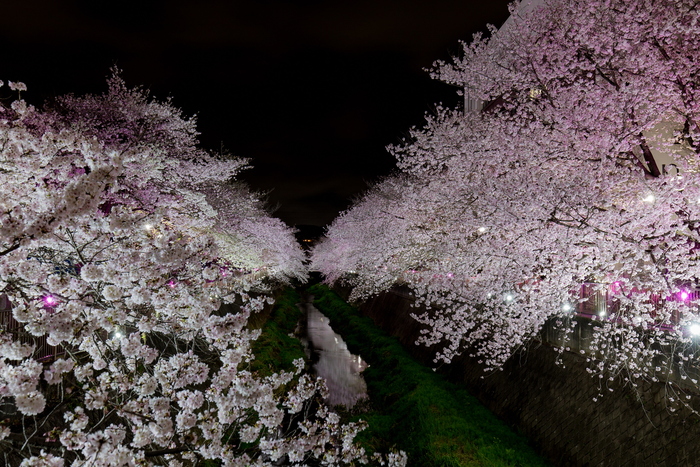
[356,287,700,467]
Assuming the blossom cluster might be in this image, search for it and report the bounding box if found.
[312,0,700,396]
[0,74,380,465]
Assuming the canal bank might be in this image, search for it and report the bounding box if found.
[351,285,700,467]
[307,284,550,467]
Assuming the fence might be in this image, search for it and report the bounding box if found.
[542,283,700,391]
[0,294,62,361]
[574,281,700,325]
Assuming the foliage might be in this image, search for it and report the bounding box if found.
[309,284,549,467]
[310,0,700,398]
[0,75,370,466]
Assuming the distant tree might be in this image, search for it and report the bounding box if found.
[0,75,382,466]
[312,0,700,399]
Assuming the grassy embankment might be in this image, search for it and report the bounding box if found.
[308,283,550,467]
[248,287,306,376]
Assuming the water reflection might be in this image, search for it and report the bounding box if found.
[304,301,368,408]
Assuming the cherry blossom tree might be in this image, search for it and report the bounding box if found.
[312,0,700,400]
[199,181,308,289]
[0,75,389,466]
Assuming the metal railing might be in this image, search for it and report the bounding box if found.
[543,283,700,391]
[0,294,62,361]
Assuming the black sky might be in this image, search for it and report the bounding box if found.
[0,0,511,227]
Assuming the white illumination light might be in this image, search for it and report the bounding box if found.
[505,294,514,302]
[643,194,655,203]
[690,323,700,336]
[114,331,123,339]
[562,304,572,312]
[478,227,487,233]
[143,223,153,231]
[598,310,607,317]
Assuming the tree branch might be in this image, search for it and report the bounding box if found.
[0,242,21,257]
[145,447,191,458]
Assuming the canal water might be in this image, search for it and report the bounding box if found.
[299,297,368,408]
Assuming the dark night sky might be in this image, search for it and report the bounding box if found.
[0,0,511,227]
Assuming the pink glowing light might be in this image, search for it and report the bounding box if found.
[680,290,689,301]
[168,280,176,288]
[43,295,57,306]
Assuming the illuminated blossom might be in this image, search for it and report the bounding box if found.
[313,0,700,398]
[0,72,379,465]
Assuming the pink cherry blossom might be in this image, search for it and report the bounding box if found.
[0,72,388,465]
[313,0,700,398]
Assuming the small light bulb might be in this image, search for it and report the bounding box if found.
[643,194,655,203]
[598,310,607,317]
[563,304,572,312]
[478,227,486,233]
[690,323,700,336]
[505,294,514,302]
[143,223,153,231]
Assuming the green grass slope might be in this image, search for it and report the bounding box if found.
[308,284,550,467]
[249,288,307,376]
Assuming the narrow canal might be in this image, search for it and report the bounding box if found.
[299,296,369,408]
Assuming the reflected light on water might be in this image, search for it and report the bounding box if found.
[306,306,368,408]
